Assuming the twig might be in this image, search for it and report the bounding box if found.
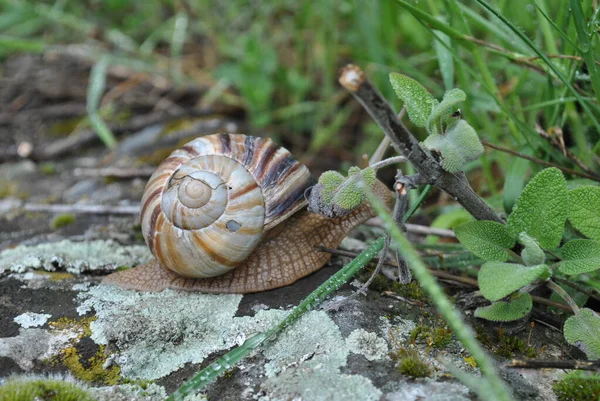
[339,65,503,223]
[481,140,600,183]
[505,359,600,372]
[369,156,408,171]
[73,167,156,179]
[382,291,423,306]
[365,218,456,238]
[23,203,140,215]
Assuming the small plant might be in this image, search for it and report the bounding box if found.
[553,372,600,401]
[393,348,432,378]
[453,167,600,360]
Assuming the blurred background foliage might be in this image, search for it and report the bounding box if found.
[1,0,599,210]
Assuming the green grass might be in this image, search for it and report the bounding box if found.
[2,1,598,187]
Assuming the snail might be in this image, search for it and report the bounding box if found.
[103,133,393,293]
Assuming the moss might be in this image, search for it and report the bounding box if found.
[408,319,453,349]
[393,348,431,378]
[553,372,600,401]
[0,376,95,401]
[494,331,537,359]
[39,162,58,175]
[50,214,76,229]
[60,345,121,385]
[360,270,427,303]
[35,272,75,282]
[475,326,538,359]
[0,180,15,199]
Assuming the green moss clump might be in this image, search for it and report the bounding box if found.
[0,376,95,401]
[393,348,431,378]
[39,163,58,175]
[50,214,76,229]
[409,320,453,349]
[553,372,600,401]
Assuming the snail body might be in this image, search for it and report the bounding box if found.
[103,133,392,293]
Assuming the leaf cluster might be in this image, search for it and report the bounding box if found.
[454,168,600,360]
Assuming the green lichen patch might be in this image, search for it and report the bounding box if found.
[345,329,389,361]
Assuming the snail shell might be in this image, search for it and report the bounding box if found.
[140,133,313,278]
[104,133,393,293]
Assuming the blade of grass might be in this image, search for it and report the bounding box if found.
[533,3,581,53]
[472,0,600,143]
[569,0,600,106]
[165,236,387,401]
[87,56,117,148]
[0,35,46,53]
[363,184,514,401]
[167,184,433,400]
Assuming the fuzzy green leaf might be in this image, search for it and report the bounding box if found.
[568,186,600,241]
[507,168,567,249]
[478,262,550,301]
[422,120,484,173]
[389,72,437,127]
[474,293,533,322]
[564,308,600,360]
[454,220,515,261]
[558,239,600,275]
[426,88,466,134]
[519,232,545,266]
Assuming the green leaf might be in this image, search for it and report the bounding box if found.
[454,220,515,261]
[558,239,600,275]
[568,186,600,241]
[478,262,550,301]
[474,293,533,322]
[519,232,545,266]
[507,168,567,249]
[422,119,484,173]
[564,308,600,360]
[389,72,437,127]
[426,88,466,134]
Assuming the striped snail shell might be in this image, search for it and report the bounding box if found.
[140,133,313,278]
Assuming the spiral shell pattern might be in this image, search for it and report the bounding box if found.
[140,133,313,278]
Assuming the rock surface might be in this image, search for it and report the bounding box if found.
[0,236,568,400]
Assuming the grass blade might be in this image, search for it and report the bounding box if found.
[569,0,600,105]
[165,236,387,400]
[87,56,117,148]
[473,0,600,141]
[363,185,514,401]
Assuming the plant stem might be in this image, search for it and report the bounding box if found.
[546,280,580,313]
[339,65,503,223]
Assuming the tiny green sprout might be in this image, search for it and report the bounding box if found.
[50,213,76,229]
[394,348,431,378]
